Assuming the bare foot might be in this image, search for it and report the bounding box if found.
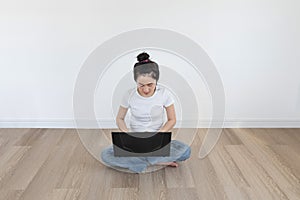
[168,162,179,167]
[156,161,179,167]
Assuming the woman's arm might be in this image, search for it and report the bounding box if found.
[158,104,176,132]
[116,106,129,132]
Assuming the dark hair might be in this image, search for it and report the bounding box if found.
[133,52,159,82]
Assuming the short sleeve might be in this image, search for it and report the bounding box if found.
[163,88,175,107]
[120,89,133,108]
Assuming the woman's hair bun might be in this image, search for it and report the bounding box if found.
[137,52,150,62]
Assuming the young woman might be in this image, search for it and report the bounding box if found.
[101,52,191,173]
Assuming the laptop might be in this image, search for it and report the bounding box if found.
[111,132,171,157]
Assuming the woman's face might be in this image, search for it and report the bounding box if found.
[136,74,157,97]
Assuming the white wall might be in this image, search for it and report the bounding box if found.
[1,0,300,128]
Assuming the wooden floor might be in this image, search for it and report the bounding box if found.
[0,128,300,200]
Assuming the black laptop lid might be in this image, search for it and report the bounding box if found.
[111,132,171,157]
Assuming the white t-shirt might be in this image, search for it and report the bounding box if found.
[120,84,175,132]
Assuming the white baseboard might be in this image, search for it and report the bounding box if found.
[0,118,299,128]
